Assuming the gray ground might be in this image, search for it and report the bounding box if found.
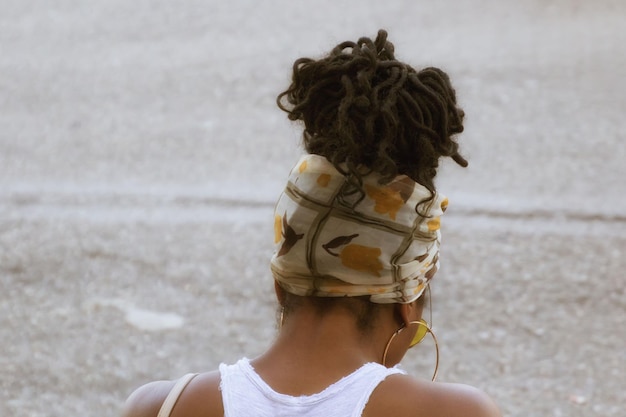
[1,1,625,416]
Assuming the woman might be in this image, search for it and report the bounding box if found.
[123,30,501,417]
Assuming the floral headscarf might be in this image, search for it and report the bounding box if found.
[270,154,447,304]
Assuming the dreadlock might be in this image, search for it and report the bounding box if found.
[277,29,467,206]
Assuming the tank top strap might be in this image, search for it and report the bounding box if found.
[157,373,199,417]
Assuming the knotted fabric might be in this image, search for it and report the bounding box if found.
[270,154,448,304]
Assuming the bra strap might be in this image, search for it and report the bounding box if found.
[157,373,199,417]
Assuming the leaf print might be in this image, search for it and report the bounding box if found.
[415,253,429,263]
[412,283,426,295]
[387,176,415,203]
[274,214,282,244]
[364,184,404,220]
[339,244,383,277]
[425,254,439,280]
[317,173,331,187]
[425,263,438,280]
[322,234,359,256]
[440,197,449,212]
[277,214,304,257]
[427,217,441,231]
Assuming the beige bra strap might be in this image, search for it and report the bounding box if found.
[157,373,199,417]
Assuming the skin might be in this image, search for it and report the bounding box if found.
[122,283,501,417]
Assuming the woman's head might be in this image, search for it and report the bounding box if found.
[271,30,463,308]
[277,29,467,197]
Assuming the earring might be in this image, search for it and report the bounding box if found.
[279,307,285,329]
[382,320,439,382]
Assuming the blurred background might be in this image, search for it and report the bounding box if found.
[0,1,624,416]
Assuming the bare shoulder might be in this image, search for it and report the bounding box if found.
[365,374,501,417]
[121,371,223,417]
[122,379,176,417]
[425,380,501,417]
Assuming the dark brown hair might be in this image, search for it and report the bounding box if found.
[277,29,467,201]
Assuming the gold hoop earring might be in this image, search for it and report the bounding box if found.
[381,320,439,382]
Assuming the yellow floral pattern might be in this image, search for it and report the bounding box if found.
[364,176,414,220]
[317,173,331,187]
[364,184,404,220]
[339,244,383,277]
[274,214,282,243]
[427,217,440,231]
[440,197,449,212]
[322,234,383,277]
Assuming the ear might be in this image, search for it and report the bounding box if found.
[394,300,424,326]
[395,303,413,327]
[274,280,287,307]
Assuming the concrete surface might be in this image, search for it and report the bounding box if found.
[1,1,624,416]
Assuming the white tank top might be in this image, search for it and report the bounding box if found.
[219,358,406,417]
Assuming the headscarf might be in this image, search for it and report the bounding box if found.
[270,154,448,304]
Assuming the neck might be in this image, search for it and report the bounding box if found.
[255,302,396,375]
